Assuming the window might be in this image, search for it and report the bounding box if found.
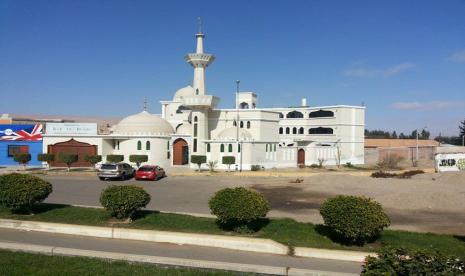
[228,144,233,152]
[194,116,198,122]
[220,144,224,152]
[279,127,283,134]
[292,127,297,134]
[146,141,151,150]
[238,144,241,152]
[239,102,249,109]
[286,110,304,118]
[286,127,290,134]
[309,127,334,134]
[273,144,276,152]
[194,123,198,136]
[299,127,304,134]
[193,139,197,152]
[167,141,170,150]
[309,110,334,118]
[207,143,210,152]
[278,112,284,118]
[240,121,244,128]
[176,105,190,114]
[266,144,268,152]
[137,141,142,150]
[233,120,236,127]
[246,121,251,129]
[7,145,28,157]
[114,140,120,150]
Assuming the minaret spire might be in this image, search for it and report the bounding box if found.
[143,97,148,111]
[197,17,203,34]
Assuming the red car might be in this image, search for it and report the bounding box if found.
[135,165,166,181]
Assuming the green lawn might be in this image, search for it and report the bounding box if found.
[0,204,464,257]
[0,250,243,276]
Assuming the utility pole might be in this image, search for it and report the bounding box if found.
[235,80,240,171]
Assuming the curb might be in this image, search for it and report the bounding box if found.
[0,241,358,276]
[0,218,374,263]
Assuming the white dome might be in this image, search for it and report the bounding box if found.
[217,127,252,140]
[113,111,174,135]
[173,85,195,101]
[176,123,192,135]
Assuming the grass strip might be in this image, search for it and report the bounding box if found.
[0,249,243,276]
[0,204,464,257]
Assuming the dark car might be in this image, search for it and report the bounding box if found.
[135,165,166,181]
[97,163,135,180]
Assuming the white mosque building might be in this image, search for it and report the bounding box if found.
[42,26,365,170]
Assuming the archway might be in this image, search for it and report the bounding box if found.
[173,138,189,165]
[297,149,305,165]
[48,139,97,167]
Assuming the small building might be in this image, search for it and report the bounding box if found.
[0,124,43,166]
[364,138,440,164]
[435,146,465,172]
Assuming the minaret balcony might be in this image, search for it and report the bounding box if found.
[182,95,219,109]
[185,53,215,67]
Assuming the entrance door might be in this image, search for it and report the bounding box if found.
[297,149,305,165]
[173,138,189,165]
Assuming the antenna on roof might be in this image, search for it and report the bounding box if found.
[197,17,203,34]
[143,97,148,111]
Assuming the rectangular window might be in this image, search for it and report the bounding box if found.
[8,145,29,157]
[194,124,198,137]
[193,139,197,152]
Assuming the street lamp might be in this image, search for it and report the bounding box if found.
[235,80,240,171]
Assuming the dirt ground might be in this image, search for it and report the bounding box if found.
[251,172,465,235]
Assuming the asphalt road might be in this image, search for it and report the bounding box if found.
[0,228,362,274]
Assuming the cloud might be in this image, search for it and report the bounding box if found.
[344,62,415,78]
[447,50,465,63]
[390,101,465,110]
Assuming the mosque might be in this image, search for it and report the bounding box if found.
[42,24,365,170]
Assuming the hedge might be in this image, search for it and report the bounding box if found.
[99,185,150,220]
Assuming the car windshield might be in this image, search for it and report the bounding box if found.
[138,167,154,172]
[101,164,117,170]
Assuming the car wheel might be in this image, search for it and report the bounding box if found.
[99,177,105,181]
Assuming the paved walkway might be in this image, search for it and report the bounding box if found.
[0,228,362,274]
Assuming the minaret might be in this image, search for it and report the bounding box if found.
[185,18,215,95]
[182,18,219,160]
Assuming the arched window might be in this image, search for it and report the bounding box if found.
[278,112,284,118]
[279,127,283,134]
[299,127,304,134]
[286,127,290,134]
[137,141,142,150]
[176,105,190,114]
[220,144,224,152]
[146,141,151,150]
[309,110,334,118]
[240,121,244,128]
[286,110,304,118]
[292,127,297,134]
[309,127,334,134]
[194,116,198,122]
[239,102,249,109]
[228,144,233,152]
[246,121,251,129]
[206,143,210,153]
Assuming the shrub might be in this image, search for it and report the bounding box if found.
[371,170,425,179]
[209,187,270,231]
[129,155,148,168]
[58,153,78,171]
[14,153,31,168]
[362,247,465,275]
[0,173,52,213]
[317,158,325,168]
[37,154,54,168]
[84,155,102,167]
[191,155,206,172]
[309,164,320,169]
[207,160,217,173]
[371,171,397,178]
[250,165,261,171]
[319,195,390,245]
[376,154,404,170]
[106,154,124,163]
[99,185,150,220]
[222,156,235,172]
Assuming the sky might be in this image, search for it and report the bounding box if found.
[0,0,464,136]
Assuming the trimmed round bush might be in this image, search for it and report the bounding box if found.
[99,185,150,220]
[209,187,270,228]
[319,195,390,244]
[0,173,52,212]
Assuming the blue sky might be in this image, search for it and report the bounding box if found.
[0,0,464,135]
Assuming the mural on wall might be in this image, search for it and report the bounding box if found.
[0,124,43,141]
[435,153,465,172]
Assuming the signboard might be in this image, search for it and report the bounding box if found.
[0,124,42,141]
[435,153,465,172]
[46,123,98,135]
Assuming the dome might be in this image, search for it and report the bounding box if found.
[217,127,252,140]
[173,85,195,101]
[176,123,192,135]
[113,111,174,135]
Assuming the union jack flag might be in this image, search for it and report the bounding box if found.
[0,124,43,141]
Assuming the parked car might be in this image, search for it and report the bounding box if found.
[135,165,166,181]
[97,163,135,180]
